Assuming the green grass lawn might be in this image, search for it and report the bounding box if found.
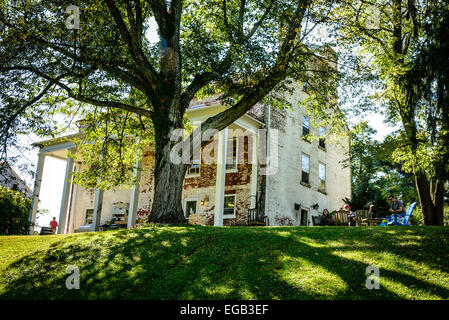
[1,225,448,300]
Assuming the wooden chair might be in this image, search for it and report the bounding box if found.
[355,210,372,226]
[333,210,350,226]
[248,208,268,226]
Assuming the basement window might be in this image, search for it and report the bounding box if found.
[185,199,198,218]
[223,195,236,218]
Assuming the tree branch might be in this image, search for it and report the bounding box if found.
[2,65,152,118]
[104,0,161,92]
[243,0,275,42]
[199,1,310,135]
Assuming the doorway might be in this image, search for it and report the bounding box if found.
[300,209,309,226]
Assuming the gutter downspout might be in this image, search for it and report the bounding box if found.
[264,103,271,225]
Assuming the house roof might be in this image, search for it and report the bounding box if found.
[32,105,264,148]
[0,161,33,197]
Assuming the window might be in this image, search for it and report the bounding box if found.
[302,116,310,137]
[226,137,238,171]
[185,200,198,218]
[191,104,205,110]
[187,160,201,176]
[319,126,326,149]
[301,154,310,184]
[85,209,94,225]
[319,162,326,192]
[223,195,236,217]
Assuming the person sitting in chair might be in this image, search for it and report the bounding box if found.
[344,204,357,226]
[388,195,405,215]
[320,209,335,226]
[368,204,381,219]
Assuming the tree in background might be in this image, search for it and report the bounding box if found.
[0,186,32,235]
[346,122,383,210]
[347,122,420,217]
[398,0,449,224]
[334,0,448,225]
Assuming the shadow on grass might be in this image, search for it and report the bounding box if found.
[1,226,448,299]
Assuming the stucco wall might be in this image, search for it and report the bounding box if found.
[265,83,351,226]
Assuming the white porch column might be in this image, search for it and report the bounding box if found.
[127,158,142,228]
[214,127,228,227]
[57,153,74,234]
[249,133,258,209]
[29,150,46,234]
[91,186,104,232]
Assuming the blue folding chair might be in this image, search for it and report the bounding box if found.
[387,202,417,226]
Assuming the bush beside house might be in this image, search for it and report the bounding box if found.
[0,186,32,235]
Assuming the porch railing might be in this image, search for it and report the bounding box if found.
[247,208,268,226]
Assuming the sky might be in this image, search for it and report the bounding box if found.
[9,17,399,228]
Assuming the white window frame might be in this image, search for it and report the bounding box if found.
[85,208,94,225]
[302,115,310,137]
[186,160,201,177]
[191,104,205,110]
[223,194,236,219]
[318,162,326,192]
[226,137,239,172]
[301,153,310,184]
[318,126,326,149]
[184,198,199,218]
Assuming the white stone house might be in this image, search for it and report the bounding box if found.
[28,83,351,233]
[0,161,32,197]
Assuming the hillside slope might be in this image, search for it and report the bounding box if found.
[1,226,448,299]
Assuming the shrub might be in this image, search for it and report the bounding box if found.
[409,207,424,225]
[0,186,32,235]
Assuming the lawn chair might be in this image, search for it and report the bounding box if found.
[387,202,417,226]
[355,210,371,226]
[39,226,53,235]
[334,210,350,226]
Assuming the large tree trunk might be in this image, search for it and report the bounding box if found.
[147,104,188,223]
[148,134,187,223]
[415,172,445,225]
[147,92,189,223]
[147,6,187,224]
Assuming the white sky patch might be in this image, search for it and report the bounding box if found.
[146,17,159,44]
[353,112,400,141]
[37,157,66,228]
